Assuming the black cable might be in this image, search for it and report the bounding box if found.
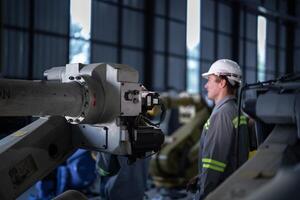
[144,151,157,159]
[236,85,244,168]
[242,73,300,91]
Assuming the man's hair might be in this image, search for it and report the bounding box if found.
[215,75,240,95]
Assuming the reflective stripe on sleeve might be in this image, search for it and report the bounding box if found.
[232,115,247,128]
[97,167,110,176]
[204,119,210,130]
[203,164,224,172]
[202,158,226,168]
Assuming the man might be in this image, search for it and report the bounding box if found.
[188,59,249,199]
[95,152,149,200]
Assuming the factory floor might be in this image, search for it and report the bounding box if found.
[145,188,194,200]
[88,188,195,200]
[18,185,195,200]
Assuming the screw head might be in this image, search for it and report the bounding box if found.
[133,98,139,103]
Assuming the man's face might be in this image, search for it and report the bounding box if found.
[204,75,222,101]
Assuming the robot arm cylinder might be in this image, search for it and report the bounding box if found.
[0,79,85,117]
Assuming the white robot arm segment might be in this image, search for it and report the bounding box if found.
[0,63,164,199]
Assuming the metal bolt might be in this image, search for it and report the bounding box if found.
[133,98,139,103]
[76,76,81,80]
[69,76,74,80]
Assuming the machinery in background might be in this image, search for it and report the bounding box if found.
[0,63,165,200]
[206,75,300,200]
[149,94,211,191]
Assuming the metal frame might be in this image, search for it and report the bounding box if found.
[3,0,70,79]
[200,0,299,87]
[242,4,247,81]
[231,1,240,63]
[90,0,187,91]
[164,0,170,90]
[0,0,2,74]
[2,0,188,91]
[143,0,155,89]
[28,0,34,80]
[285,0,296,74]
[274,0,280,78]
[3,0,297,91]
[116,0,123,63]
[213,0,219,60]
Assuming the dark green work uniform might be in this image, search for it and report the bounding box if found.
[197,96,249,199]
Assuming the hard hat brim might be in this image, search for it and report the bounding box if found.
[201,72,212,79]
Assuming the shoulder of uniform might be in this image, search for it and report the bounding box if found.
[218,101,237,115]
[220,100,237,111]
[210,109,234,123]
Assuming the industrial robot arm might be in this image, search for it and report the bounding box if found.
[0,63,164,199]
[149,93,211,188]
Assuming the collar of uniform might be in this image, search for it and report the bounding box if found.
[214,95,236,111]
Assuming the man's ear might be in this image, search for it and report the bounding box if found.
[220,79,227,88]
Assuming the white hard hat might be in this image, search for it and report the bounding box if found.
[202,59,242,85]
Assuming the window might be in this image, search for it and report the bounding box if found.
[69,0,91,64]
[257,15,267,81]
[186,0,201,93]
